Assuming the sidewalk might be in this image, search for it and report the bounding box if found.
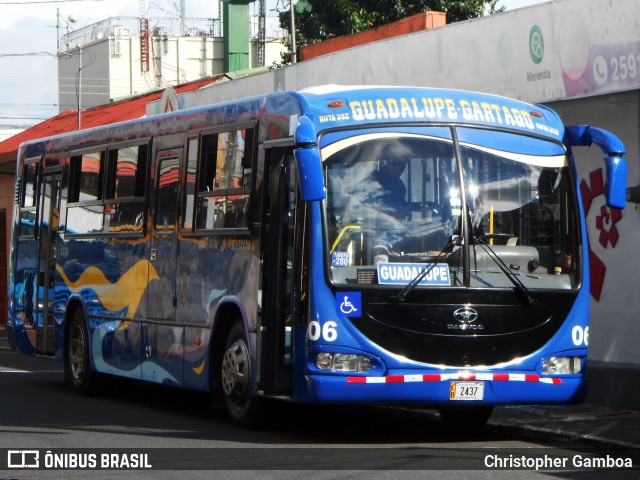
[0,325,638,448]
[490,404,640,448]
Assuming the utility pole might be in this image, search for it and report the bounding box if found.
[290,0,296,64]
[258,0,266,67]
[76,47,82,130]
[140,0,150,72]
[179,0,186,36]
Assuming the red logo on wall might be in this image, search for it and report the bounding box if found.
[580,168,623,301]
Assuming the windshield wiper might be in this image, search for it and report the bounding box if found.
[390,235,461,303]
[463,205,536,307]
[474,238,537,307]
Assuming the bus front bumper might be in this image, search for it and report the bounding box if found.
[305,372,587,405]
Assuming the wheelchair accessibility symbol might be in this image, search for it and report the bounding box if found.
[341,296,357,314]
[337,292,361,318]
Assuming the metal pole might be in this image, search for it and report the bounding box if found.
[290,0,296,64]
[77,47,82,130]
[56,7,60,52]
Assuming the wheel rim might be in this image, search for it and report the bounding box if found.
[69,324,86,381]
[221,339,250,403]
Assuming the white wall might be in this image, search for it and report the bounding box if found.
[549,91,640,365]
[59,34,286,110]
[163,0,640,104]
[58,41,111,111]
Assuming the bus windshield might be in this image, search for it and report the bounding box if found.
[324,127,579,291]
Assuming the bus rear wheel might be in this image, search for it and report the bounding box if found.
[438,406,494,429]
[221,321,261,428]
[64,309,98,396]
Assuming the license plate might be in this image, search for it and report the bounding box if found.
[449,381,484,401]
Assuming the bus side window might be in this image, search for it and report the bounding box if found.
[156,155,180,231]
[66,151,106,235]
[18,160,39,237]
[66,145,148,236]
[68,152,104,203]
[22,161,38,207]
[102,144,148,234]
[106,145,147,200]
[195,127,255,231]
[182,137,198,230]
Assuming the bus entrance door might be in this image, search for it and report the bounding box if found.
[259,152,299,396]
[145,148,183,384]
[35,170,61,355]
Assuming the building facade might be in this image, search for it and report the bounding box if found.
[57,15,286,112]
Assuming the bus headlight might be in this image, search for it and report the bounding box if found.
[316,353,372,373]
[542,356,581,374]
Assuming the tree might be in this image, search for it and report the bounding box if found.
[275,0,504,66]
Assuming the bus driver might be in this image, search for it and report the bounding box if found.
[372,158,411,221]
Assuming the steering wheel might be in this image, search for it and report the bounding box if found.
[478,233,517,244]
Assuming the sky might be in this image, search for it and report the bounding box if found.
[0,0,548,132]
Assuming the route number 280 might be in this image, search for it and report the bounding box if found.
[308,320,338,342]
[572,326,589,346]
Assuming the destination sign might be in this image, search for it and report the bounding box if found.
[376,262,451,286]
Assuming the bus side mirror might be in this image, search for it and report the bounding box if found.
[604,155,627,209]
[294,147,326,202]
[294,116,326,202]
[565,125,627,209]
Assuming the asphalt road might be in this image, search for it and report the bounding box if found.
[0,348,637,479]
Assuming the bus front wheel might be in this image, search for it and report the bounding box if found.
[64,309,98,396]
[221,321,261,428]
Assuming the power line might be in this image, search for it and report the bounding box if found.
[0,115,51,121]
[0,105,58,109]
[0,0,106,4]
[0,52,56,58]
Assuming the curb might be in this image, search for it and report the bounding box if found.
[486,418,640,449]
[368,405,640,449]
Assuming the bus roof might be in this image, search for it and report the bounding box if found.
[17,85,565,160]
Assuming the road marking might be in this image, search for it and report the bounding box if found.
[0,367,63,373]
[0,366,29,373]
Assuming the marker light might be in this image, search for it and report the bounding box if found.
[316,353,372,373]
[328,101,345,108]
[542,356,581,374]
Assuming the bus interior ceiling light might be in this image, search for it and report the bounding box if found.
[316,352,372,373]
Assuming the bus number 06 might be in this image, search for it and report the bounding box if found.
[308,321,338,342]
[572,326,589,346]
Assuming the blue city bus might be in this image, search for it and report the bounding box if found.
[8,85,627,427]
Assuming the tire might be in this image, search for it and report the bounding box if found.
[64,309,99,396]
[438,406,494,429]
[220,321,262,428]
